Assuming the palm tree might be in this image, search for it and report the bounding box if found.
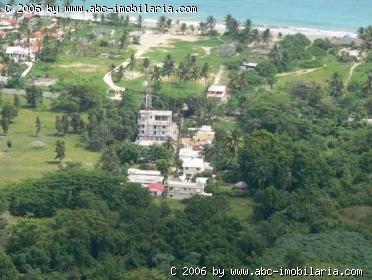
[162,54,175,80]
[136,15,144,29]
[142,57,150,75]
[198,21,207,35]
[109,64,117,80]
[190,65,200,81]
[240,19,252,43]
[328,72,344,97]
[119,33,128,49]
[189,25,195,34]
[151,66,162,84]
[157,16,167,33]
[177,62,189,82]
[261,28,272,45]
[128,53,136,79]
[363,73,372,96]
[200,62,209,83]
[180,23,187,35]
[206,16,216,33]
[251,28,260,44]
[116,65,125,80]
[166,18,172,31]
[224,128,244,155]
[269,44,281,65]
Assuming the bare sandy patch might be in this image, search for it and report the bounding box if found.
[59,63,100,72]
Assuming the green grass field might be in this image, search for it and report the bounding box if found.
[29,53,130,93]
[0,97,99,186]
[117,36,249,97]
[275,56,353,90]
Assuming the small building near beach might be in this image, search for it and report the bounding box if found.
[207,85,229,102]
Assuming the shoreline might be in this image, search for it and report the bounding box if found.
[140,18,358,40]
[48,12,358,40]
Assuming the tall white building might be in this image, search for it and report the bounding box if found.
[137,110,176,146]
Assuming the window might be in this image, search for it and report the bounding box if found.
[197,168,200,171]
[163,126,166,129]
[154,125,156,129]
[154,131,156,135]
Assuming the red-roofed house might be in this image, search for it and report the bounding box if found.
[148,183,165,197]
[31,31,43,40]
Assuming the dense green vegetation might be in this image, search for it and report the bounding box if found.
[0,13,371,279]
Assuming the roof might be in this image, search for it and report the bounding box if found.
[208,85,226,92]
[139,110,172,116]
[0,18,17,26]
[182,157,204,168]
[199,125,213,132]
[31,31,43,38]
[6,46,33,55]
[234,181,248,189]
[179,147,200,159]
[241,62,258,68]
[148,183,165,192]
[128,168,161,176]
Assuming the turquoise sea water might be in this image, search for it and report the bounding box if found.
[78,0,371,31]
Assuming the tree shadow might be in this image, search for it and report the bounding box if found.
[45,160,60,165]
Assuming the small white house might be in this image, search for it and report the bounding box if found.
[207,85,229,102]
[6,46,36,62]
[182,157,205,179]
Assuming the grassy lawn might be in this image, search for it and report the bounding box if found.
[118,36,250,97]
[275,56,353,90]
[0,97,99,187]
[29,54,129,93]
[144,37,245,72]
[350,61,372,84]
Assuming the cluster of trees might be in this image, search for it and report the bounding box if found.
[224,15,272,45]
[52,83,102,112]
[150,54,209,85]
[97,139,174,179]
[157,16,173,33]
[0,169,270,279]
[358,25,372,49]
[55,113,85,136]
[39,34,59,62]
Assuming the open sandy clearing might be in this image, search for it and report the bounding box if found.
[59,63,100,72]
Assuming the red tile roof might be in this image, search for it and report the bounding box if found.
[148,183,165,192]
[32,31,43,38]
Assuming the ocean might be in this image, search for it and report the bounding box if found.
[76,0,371,31]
